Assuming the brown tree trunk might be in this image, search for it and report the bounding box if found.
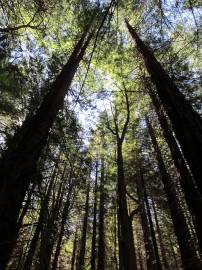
[145,116,202,270]
[151,197,170,270]
[97,158,105,270]
[113,205,119,270]
[52,180,74,270]
[38,164,69,270]
[23,164,57,270]
[38,179,64,270]
[17,182,36,233]
[71,229,78,270]
[0,30,92,269]
[118,212,123,270]
[148,86,202,251]
[142,176,162,270]
[117,141,137,270]
[76,182,90,270]
[136,174,157,269]
[90,161,98,270]
[125,19,202,195]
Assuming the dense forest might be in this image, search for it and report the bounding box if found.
[0,0,201,269]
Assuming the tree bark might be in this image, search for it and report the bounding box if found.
[145,115,202,270]
[71,229,78,270]
[143,179,162,270]
[0,29,92,269]
[151,197,170,270]
[52,179,74,270]
[76,182,90,270]
[118,211,123,270]
[125,19,202,195]
[117,141,137,270]
[90,161,98,270]
[38,164,69,270]
[97,158,105,270]
[23,163,57,270]
[113,204,119,270]
[136,174,158,270]
[148,87,202,251]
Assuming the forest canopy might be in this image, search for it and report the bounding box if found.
[0,0,201,269]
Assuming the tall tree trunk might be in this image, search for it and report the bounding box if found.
[90,161,98,270]
[17,182,36,233]
[77,181,90,270]
[113,205,119,270]
[142,178,162,270]
[38,164,69,270]
[148,86,202,250]
[71,229,78,270]
[136,174,157,270]
[151,197,170,270]
[125,19,202,195]
[23,163,57,270]
[97,158,105,270]
[0,30,92,269]
[117,141,137,270]
[117,211,123,270]
[52,180,74,270]
[38,179,63,269]
[145,116,202,270]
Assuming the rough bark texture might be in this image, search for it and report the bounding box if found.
[0,30,92,269]
[97,158,105,270]
[126,19,202,195]
[148,87,202,251]
[146,116,202,270]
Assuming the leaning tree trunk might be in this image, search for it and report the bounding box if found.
[76,182,90,270]
[0,29,92,269]
[117,141,137,270]
[147,86,202,250]
[125,19,202,195]
[97,158,105,270]
[90,161,98,270]
[145,116,202,270]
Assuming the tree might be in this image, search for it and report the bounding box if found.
[125,19,202,196]
[77,181,90,270]
[106,86,138,270]
[145,115,202,269]
[97,157,105,270]
[0,28,92,269]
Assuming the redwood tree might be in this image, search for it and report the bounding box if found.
[126,19,202,195]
